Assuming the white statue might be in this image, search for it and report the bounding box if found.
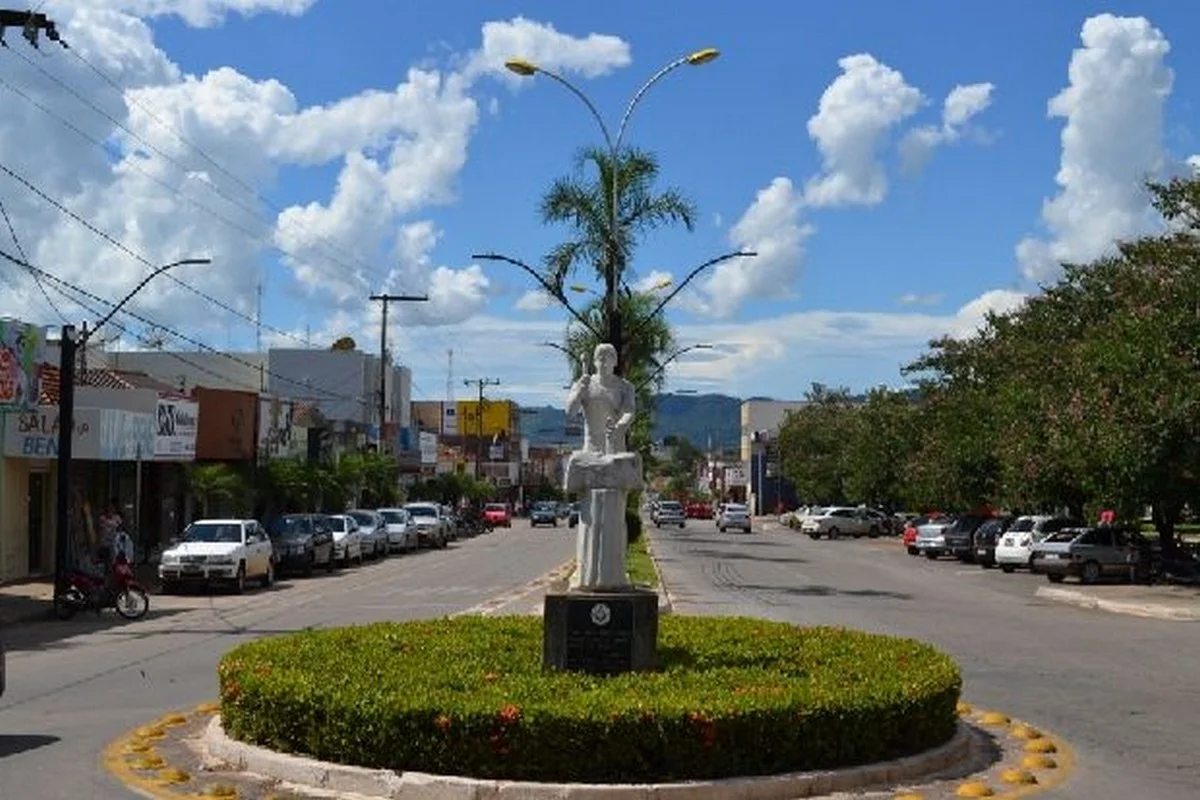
[564,343,642,590]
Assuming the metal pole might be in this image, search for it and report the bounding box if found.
[135,440,143,552]
[378,297,388,450]
[53,324,76,594]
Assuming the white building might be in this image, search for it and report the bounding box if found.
[740,399,806,515]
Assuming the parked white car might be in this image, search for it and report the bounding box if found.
[348,509,387,558]
[800,507,882,539]
[326,514,364,565]
[404,502,449,548]
[995,515,1080,573]
[159,519,274,593]
[377,508,416,552]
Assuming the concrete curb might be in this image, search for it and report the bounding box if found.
[201,715,973,799]
[1035,586,1200,621]
[451,559,576,618]
[641,536,674,615]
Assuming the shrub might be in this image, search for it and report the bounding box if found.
[219,617,960,783]
[625,507,644,543]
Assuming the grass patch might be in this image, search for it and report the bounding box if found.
[219,616,961,783]
[626,535,658,589]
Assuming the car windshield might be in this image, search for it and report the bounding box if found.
[406,506,436,518]
[182,522,242,543]
[1044,530,1082,543]
[725,505,747,513]
[661,502,682,510]
[327,516,347,532]
[535,503,555,511]
[349,511,375,526]
[486,504,507,512]
[380,510,407,524]
[1009,518,1037,532]
[269,517,308,538]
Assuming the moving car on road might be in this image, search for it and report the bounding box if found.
[159,519,274,593]
[484,503,512,528]
[718,503,752,533]
[654,500,686,529]
[530,502,559,527]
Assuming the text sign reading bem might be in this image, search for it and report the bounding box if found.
[564,598,635,674]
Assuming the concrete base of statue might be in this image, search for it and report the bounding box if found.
[564,450,643,591]
[542,588,659,675]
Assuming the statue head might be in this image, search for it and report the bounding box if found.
[593,343,618,376]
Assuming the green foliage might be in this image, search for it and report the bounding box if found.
[258,452,401,513]
[186,463,246,517]
[778,172,1200,552]
[625,506,643,544]
[330,336,357,351]
[625,534,657,588]
[218,617,960,783]
[406,472,491,505]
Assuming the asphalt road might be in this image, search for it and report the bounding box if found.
[649,521,1200,800]
[0,520,574,800]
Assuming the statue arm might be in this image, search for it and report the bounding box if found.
[566,376,588,417]
[613,379,636,431]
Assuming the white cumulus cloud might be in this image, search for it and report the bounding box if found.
[898,82,995,174]
[464,16,631,84]
[804,54,924,207]
[1016,14,1173,283]
[690,177,813,319]
[515,290,554,312]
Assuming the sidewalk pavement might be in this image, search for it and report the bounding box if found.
[1036,583,1200,621]
[0,563,162,627]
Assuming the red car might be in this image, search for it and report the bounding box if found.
[484,503,511,528]
[685,502,713,520]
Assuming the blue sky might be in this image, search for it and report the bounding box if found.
[1,1,1196,407]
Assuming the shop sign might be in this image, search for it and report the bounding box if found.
[155,398,199,460]
[724,465,748,487]
[4,406,99,459]
[99,409,155,460]
[419,431,438,465]
[0,318,45,410]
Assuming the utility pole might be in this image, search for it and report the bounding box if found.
[369,293,427,453]
[464,377,500,480]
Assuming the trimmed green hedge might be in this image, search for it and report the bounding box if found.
[626,507,644,543]
[218,616,960,783]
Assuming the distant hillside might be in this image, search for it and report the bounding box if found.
[520,393,741,450]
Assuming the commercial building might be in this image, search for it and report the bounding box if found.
[740,399,805,516]
[411,399,524,489]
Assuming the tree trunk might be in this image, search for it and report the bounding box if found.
[1152,501,1181,560]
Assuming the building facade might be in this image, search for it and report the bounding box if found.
[740,399,805,516]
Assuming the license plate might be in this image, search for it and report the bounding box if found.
[977,549,988,556]
[183,567,202,575]
[1056,553,1070,559]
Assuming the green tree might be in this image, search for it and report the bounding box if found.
[541,146,696,377]
[186,463,243,517]
[777,385,855,505]
[330,336,356,351]
[842,388,918,511]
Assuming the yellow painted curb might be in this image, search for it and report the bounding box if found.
[1021,753,1058,770]
[978,711,1010,726]
[1000,768,1037,785]
[1024,738,1057,754]
[962,705,1076,800]
[956,781,994,797]
[1010,724,1041,740]
[895,793,926,800]
[956,700,974,716]
[101,708,204,800]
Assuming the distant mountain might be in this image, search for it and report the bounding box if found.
[520,393,741,450]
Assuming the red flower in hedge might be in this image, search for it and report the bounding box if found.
[497,703,522,725]
[434,714,452,733]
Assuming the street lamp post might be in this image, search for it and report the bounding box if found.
[53,257,210,596]
[637,343,713,392]
[501,49,750,370]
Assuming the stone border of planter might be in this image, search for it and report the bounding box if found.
[200,715,973,799]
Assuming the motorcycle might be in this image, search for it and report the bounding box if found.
[53,555,150,621]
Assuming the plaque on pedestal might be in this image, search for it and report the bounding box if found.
[543,589,658,675]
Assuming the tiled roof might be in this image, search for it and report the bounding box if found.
[36,364,184,404]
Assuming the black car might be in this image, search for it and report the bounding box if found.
[942,515,994,562]
[269,514,336,576]
[973,516,1015,568]
[567,502,580,528]
[531,502,558,527]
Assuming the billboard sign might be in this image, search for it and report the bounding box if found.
[0,318,45,410]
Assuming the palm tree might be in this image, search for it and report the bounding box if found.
[186,463,242,517]
[540,146,696,374]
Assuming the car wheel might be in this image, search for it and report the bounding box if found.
[325,551,336,573]
[906,547,919,556]
[828,527,840,539]
[924,551,938,560]
[262,561,274,588]
[1047,573,1065,583]
[1080,560,1102,584]
[234,563,247,594]
[303,554,315,577]
[808,532,820,540]
[1001,565,1015,574]
[868,526,880,538]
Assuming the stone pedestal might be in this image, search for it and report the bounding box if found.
[543,589,658,675]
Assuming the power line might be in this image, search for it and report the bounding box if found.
[463,377,500,480]
[3,40,390,290]
[0,71,395,314]
[0,159,311,348]
[0,245,363,403]
[0,195,68,322]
